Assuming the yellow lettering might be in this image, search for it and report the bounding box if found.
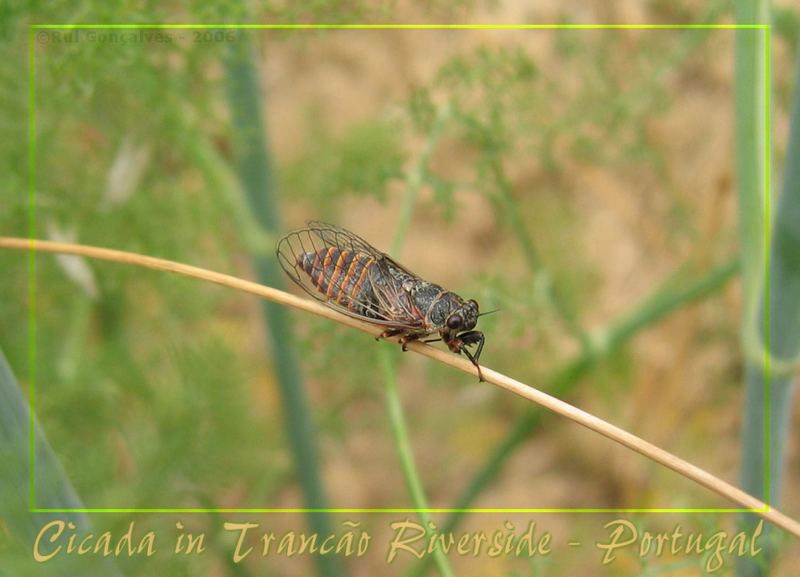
[224,522,257,563]
[33,520,65,562]
[456,533,472,555]
[387,520,425,563]
[654,532,670,555]
[470,531,487,556]
[77,533,94,555]
[597,520,637,565]
[319,534,335,555]
[704,531,727,573]
[137,532,156,557]
[277,532,296,556]
[749,521,763,557]
[538,532,551,555]
[669,524,683,555]
[95,531,112,556]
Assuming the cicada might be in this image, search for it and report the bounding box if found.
[277,222,487,380]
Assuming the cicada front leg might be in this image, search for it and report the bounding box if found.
[456,330,485,381]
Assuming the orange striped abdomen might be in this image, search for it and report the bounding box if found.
[297,248,377,314]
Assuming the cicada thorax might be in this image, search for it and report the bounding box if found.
[407,286,465,330]
[421,289,457,328]
[296,247,380,319]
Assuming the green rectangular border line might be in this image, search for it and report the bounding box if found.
[27,22,771,514]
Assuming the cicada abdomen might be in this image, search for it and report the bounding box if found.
[295,247,380,319]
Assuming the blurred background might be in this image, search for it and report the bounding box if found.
[1,2,799,576]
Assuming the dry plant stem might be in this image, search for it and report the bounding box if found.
[4,237,800,539]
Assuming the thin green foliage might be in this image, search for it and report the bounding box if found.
[381,351,456,577]
[733,5,770,577]
[283,117,407,209]
[377,104,456,577]
[736,21,800,577]
[224,31,343,577]
[734,4,769,339]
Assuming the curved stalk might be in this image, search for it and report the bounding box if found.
[2,237,799,540]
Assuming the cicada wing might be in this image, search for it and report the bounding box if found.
[307,221,423,278]
[376,252,422,279]
[365,258,426,328]
[276,224,424,330]
[276,229,322,299]
[305,221,379,255]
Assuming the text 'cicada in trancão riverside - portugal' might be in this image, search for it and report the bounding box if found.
[276,222,487,381]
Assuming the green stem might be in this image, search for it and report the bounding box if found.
[392,103,451,257]
[733,4,769,577]
[380,103,455,577]
[183,130,276,256]
[734,2,769,338]
[224,33,342,577]
[381,353,454,577]
[737,21,800,577]
[602,259,740,351]
[518,4,726,344]
[408,257,738,577]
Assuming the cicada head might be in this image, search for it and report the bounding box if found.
[445,298,480,333]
